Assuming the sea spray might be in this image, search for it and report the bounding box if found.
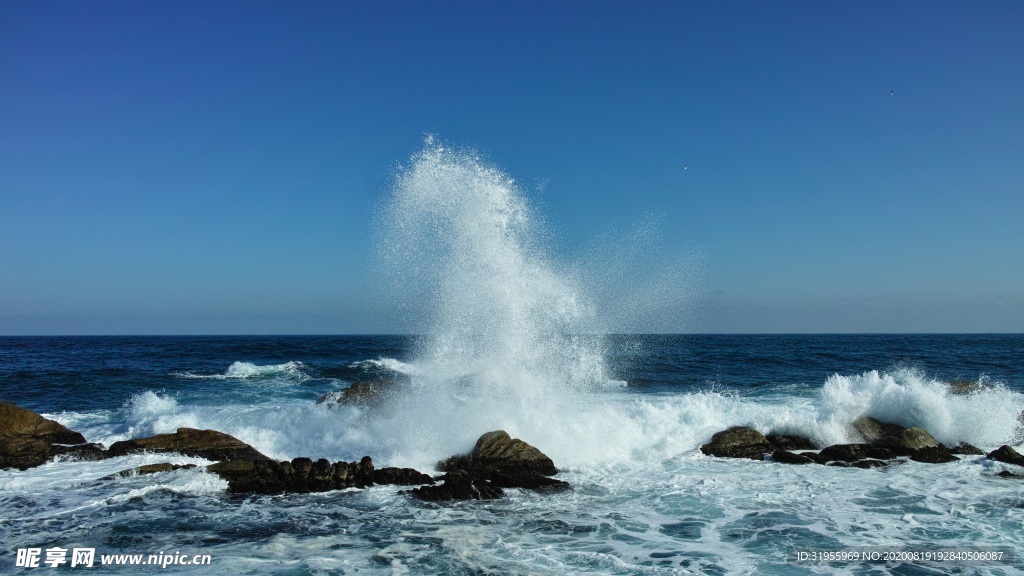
[370,141,622,468]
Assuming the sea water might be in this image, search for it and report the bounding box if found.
[2,144,1023,574]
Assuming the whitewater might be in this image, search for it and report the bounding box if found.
[1,143,1022,574]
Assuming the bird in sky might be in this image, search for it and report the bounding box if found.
[889,89,894,96]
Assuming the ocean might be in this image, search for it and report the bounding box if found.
[3,145,1023,574]
[2,334,1022,575]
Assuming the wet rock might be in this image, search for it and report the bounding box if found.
[909,445,958,464]
[410,469,504,501]
[818,444,896,463]
[851,459,890,469]
[771,450,814,465]
[423,431,568,500]
[987,445,1024,468]
[949,443,984,455]
[0,437,53,470]
[874,427,941,455]
[208,455,377,494]
[373,467,435,486]
[700,427,774,460]
[317,380,396,407]
[849,416,904,444]
[947,380,989,395]
[997,470,1022,478]
[0,402,101,470]
[107,428,271,462]
[798,452,830,465]
[766,434,817,451]
[106,463,198,479]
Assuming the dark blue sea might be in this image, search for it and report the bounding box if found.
[2,334,1022,575]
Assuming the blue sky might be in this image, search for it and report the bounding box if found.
[1,1,1021,334]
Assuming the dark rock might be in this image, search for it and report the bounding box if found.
[799,452,830,465]
[410,469,504,501]
[0,437,53,470]
[700,427,774,460]
[317,380,396,407]
[208,455,377,494]
[423,431,567,500]
[851,459,890,469]
[997,470,1022,478]
[51,443,108,462]
[818,444,896,463]
[949,443,984,455]
[766,434,817,451]
[373,467,435,486]
[107,428,271,462]
[106,463,198,479]
[987,445,1024,468]
[909,445,958,464]
[874,427,941,455]
[771,450,814,465]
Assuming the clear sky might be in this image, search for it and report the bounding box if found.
[2,1,1022,334]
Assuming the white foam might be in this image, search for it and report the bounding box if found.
[174,361,308,380]
[348,357,418,375]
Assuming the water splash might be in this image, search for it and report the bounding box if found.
[371,140,618,465]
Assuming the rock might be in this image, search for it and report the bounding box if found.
[849,416,904,444]
[818,444,896,463]
[317,380,396,407]
[373,467,435,486]
[851,459,890,469]
[987,445,1024,468]
[766,434,817,451]
[208,455,376,494]
[947,380,988,395]
[0,437,54,470]
[997,470,1022,478]
[700,427,774,460]
[106,463,198,479]
[798,452,830,465]
[0,402,87,445]
[909,446,958,464]
[875,427,941,455]
[949,443,984,455]
[422,431,568,500]
[409,470,504,501]
[107,428,271,462]
[771,450,814,465]
[0,402,101,470]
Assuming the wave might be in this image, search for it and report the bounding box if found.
[348,358,418,376]
[173,361,308,380]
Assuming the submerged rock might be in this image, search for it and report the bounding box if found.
[317,380,396,407]
[107,428,271,462]
[950,443,984,455]
[106,463,198,479]
[766,434,817,451]
[987,445,1024,468]
[420,431,568,500]
[771,450,814,465]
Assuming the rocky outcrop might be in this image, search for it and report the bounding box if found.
[206,454,434,495]
[700,427,776,460]
[706,417,964,468]
[0,402,100,470]
[950,443,984,455]
[416,431,569,500]
[107,428,271,462]
[987,445,1024,468]
[106,463,198,479]
[317,380,396,407]
[700,428,819,461]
